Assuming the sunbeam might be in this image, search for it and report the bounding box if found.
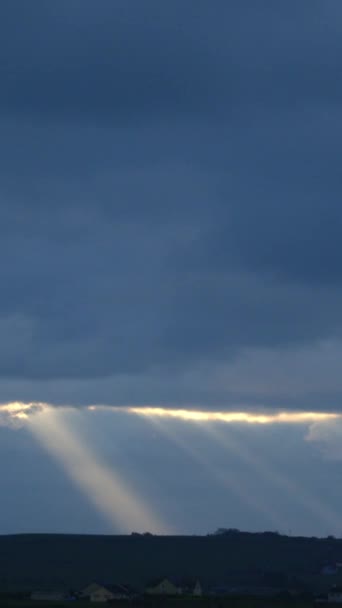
[27,407,169,535]
[205,425,342,534]
[147,416,284,531]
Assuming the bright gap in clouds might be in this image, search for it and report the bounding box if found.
[0,402,45,426]
[89,405,341,425]
[1,402,340,426]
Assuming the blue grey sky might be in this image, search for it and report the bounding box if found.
[1,1,342,535]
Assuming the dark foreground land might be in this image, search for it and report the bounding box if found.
[0,596,318,608]
[0,531,341,592]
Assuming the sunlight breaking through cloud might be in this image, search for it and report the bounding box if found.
[27,407,169,535]
[148,416,284,530]
[0,401,45,427]
[1,401,342,535]
[1,402,340,427]
[206,425,342,534]
[90,406,341,425]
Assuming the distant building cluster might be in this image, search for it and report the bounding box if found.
[30,578,203,603]
[27,579,342,604]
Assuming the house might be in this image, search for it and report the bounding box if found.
[81,583,114,603]
[30,591,66,601]
[145,578,182,596]
[81,582,132,602]
[188,579,202,596]
[328,587,342,603]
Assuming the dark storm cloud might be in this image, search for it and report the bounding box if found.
[1,1,342,406]
[1,1,342,122]
[183,110,342,285]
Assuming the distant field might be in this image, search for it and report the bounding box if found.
[0,599,315,608]
[0,532,340,591]
[0,603,92,608]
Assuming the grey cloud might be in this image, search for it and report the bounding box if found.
[0,2,342,409]
[1,172,342,382]
[1,2,342,123]
[3,340,342,411]
[1,119,342,383]
[178,109,342,285]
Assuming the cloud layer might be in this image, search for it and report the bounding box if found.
[1,1,342,409]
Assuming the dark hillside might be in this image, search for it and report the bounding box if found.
[0,532,341,591]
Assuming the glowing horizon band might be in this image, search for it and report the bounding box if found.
[0,402,340,426]
[104,407,341,425]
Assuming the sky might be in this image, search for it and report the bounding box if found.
[1,0,342,536]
